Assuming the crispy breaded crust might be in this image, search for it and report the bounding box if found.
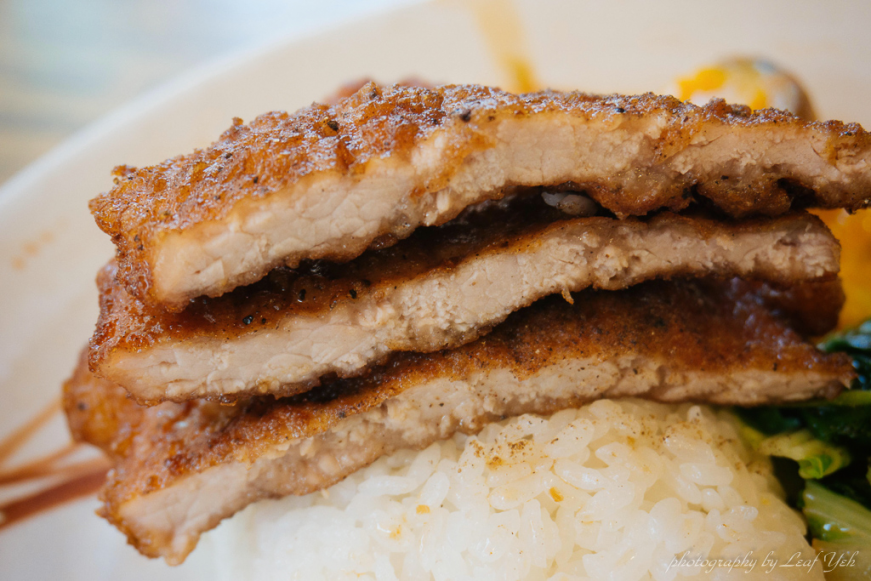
[65,280,855,563]
[747,278,846,337]
[63,351,146,458]
[88,209,842,404]
[88,83,871,309]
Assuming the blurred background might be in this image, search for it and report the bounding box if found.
[0,0,414,184]
[3,0,871,187]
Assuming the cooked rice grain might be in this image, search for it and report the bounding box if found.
[207,400,822,581]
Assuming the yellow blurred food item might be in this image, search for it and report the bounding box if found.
[670,57,815,120]
[815,209,871,330]
[673,58,869,330]
[463,0,540,93]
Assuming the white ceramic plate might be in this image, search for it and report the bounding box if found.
[1,1,868,578]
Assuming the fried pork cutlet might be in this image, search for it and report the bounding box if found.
[65,279,855,565]
[89,207,840,404]
[88,83,871,310]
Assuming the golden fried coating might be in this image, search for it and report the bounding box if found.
[89,83,871,309]
[65,279,854,564]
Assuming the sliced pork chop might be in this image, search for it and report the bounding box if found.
[89,209,840,404]
[88,82,871,309]
[65,279,856,564]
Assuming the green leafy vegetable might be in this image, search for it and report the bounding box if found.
[820,318,871,393]
[760,430,851,479]
[812,389,871,406]
[741,427,852,479]
[819,461,871,510]
[734,406,802,435]
[733,316,871,544]
[798,320,871,577]
[802,480,871,543]
[800,406,871,447]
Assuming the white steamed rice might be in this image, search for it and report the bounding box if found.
[206,399,823,581]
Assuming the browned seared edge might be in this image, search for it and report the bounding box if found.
[87,192,570,374]
[65,279,855,559]
[88,82,871,308]
[87,199,839,394]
